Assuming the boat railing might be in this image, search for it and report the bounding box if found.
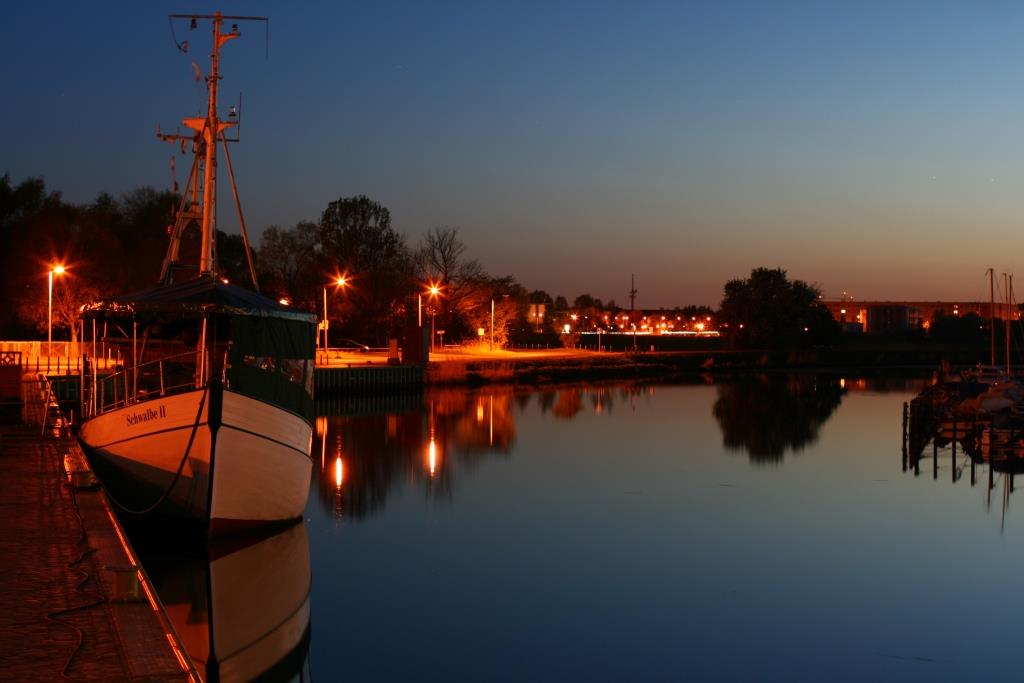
[84,350,206,418]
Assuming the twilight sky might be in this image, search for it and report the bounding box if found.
[4,1,1024,307]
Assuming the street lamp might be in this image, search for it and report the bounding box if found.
[322,275,348,358]
[426,282,441,353]
[48,264,66,370]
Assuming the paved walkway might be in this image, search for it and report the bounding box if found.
[0,412,193,679]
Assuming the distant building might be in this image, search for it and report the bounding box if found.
[820,300,1018,334]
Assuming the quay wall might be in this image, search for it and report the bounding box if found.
[314,364,423,394]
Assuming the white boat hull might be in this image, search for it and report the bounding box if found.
[79,386,312,532]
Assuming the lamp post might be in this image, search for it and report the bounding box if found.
[48,265,65,370]
[427,283,441,353]
[322,276,348,360]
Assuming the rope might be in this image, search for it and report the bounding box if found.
[104,385,209,516]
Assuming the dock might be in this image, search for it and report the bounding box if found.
[0,373,196,680]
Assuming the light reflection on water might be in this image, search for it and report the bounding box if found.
[135,375,1024,682]
[302,375,1024,682]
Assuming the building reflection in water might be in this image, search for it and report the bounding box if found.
[134,522,312,682]
[712,374,846,463]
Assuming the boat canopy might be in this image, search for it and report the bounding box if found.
[80,276,316,325]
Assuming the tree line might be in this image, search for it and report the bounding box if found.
[0,174,614,347]
[2,172,843,349]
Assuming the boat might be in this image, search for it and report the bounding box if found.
[139,522,312,681]
[77,13,316,534]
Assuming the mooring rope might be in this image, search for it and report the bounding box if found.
[104,385,209,516]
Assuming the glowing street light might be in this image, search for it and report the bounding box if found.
[48,264,66,369]
[322,275,349,356]
[425,282,442,352]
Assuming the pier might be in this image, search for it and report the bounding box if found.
[0,374,195,680]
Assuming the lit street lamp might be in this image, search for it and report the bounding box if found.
[48,264,65,369]
[322,275,348,357]
[426,282,441,353]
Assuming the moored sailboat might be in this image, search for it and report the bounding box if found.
[77,13,316,534]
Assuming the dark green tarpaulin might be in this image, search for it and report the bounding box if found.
[81,276,317,325]
[228,363,314,422]
[227,315,316,421]
[228,315,316,359]
[80,276,317,420]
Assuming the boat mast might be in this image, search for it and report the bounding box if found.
[1004,273,1011,375]
[1007,274,1014,375]
[988,267,995,367]
[159,13,266,285]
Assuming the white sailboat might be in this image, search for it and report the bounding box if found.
[78,13,316,534]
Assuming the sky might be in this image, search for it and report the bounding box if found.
[4,1,1024,307]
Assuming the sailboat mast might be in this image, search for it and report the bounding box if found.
[1004,273,1011,375]
[989,267,995,367]
[1008,274,1014,375]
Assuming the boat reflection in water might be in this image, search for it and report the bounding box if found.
[137,522,311,682]
[904,393,1023,528]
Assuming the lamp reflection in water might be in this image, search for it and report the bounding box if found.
[427,398,439,478]
[139,522,312,683]
[428,435,438,478]
[333,432,345,519]
[316,416,327,470]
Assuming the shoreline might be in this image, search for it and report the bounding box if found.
[422,346,973,386]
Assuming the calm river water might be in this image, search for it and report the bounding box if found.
[135,374,1024,681]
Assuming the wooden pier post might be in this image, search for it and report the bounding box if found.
[902,402,908,472]
[951,418,957,483]
[988,424,995,491]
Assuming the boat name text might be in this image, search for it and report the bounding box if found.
[126,405,167,427]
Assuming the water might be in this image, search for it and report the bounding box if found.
[136,375,1024,681]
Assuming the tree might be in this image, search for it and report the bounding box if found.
[718,267,839,348]
[415,226,493,342]
[256,221,320,300]
[318,195,412,344]
[459,276,522,348]
[16,277,100,344]
[572,293,603,310]
[929,311,985,343]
